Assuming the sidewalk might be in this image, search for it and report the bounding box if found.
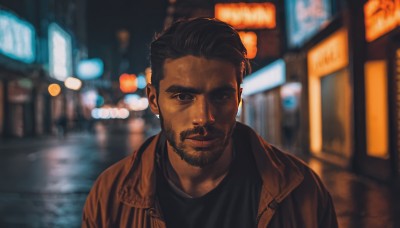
[300,155,400,228]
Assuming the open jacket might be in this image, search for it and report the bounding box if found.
[82,122,338,227]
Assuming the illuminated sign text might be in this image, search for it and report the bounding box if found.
[49,23,72,81]
[308,28,348,78]
[215,3,276,29]
[285,0,331,47]
[0,10,36,63]
[242,59,285,96]
[364,0,399,42]
[238,31,257,59]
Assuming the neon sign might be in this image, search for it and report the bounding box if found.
[0,10,36,63]
[48,23,72,81]
[364,0,399,42]
[77,58,104,80]
[308,28,348,78]
[215,3,276,29]
[285,0,331,48]
[238,31,257,59]
[242,59,286,96]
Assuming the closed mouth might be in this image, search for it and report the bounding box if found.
[186,135,217,141]
[185,135,220,148]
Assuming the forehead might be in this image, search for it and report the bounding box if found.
[161,55,238,89]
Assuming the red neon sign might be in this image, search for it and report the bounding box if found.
[364,0,400,42]
[215,3,276,29]
[238,31,257,59]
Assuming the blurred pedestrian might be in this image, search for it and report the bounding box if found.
[56,114,67,138]
[83,18,338,227]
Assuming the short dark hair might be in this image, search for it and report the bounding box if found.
[150,17,251,91]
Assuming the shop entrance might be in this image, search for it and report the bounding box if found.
[320,70,352,158]
[359,37,397,181]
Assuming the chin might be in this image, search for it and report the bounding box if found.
[175,146,225,168]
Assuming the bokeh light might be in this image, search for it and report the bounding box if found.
[48,83,61,96]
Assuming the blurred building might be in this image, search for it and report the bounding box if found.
[0,0,88,137]
[0,0,398,185]
[239,0,399,184]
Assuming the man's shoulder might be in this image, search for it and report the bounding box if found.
[86,134,159,198]
[269,145,326,186]
[88,155,134,197]
[269,145,333,201]
[91,134,159,191]
[82,155,134,225]
[97,156,133,185]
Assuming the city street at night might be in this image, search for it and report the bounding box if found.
[0,119,157,227]
[0,120,399,228]
[1,0,400,227]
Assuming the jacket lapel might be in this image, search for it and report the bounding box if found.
[118,134,160,208]
[234,123,304,227]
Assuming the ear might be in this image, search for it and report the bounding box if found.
[146,84,159,115]
[238,87,243,104]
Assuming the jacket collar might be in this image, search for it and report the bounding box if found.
[118,122,304,209]
[236,123,304,202]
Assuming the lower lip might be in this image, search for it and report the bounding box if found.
[185,138,219,148]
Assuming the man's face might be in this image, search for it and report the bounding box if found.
[147,55,241,167]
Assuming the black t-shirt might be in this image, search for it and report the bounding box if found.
[156,134,262,228]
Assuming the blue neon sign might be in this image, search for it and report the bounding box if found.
[242,59,286,96]
[77,58,104,80]
[285,0,332,48]
[0,10,36,63]
[48,23,72,81]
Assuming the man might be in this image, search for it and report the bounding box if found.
[82,18,338,227]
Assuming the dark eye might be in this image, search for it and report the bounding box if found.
[175,93,194,101]
[213,92,232,102]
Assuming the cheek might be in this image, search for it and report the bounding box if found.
[214,105,238,123]
[158,100,189,129]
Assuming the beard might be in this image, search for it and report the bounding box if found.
[159,113,235,168]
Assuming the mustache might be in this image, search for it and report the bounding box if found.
[180,125,224,142]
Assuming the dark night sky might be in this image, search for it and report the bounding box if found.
[87,0,168,75]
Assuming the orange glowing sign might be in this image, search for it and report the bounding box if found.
[215,3,276,29]
[119,73,137,93]
[364,0,400,42]
[238,31,257,59]
[308,28,348,79]
[307,28,349,153]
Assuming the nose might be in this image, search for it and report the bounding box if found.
[192,97,215,126]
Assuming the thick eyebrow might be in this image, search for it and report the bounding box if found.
[165,85,201,94]
[210,85,237,94]
[165,85,236,94]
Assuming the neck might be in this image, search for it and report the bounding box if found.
[166,140,233,197]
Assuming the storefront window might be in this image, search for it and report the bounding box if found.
[320,69,352,157]
[307,28,350,156]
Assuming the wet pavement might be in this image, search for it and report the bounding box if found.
[303,156,400,228]
[0,120,399,228]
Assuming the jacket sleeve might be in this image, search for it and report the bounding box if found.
[82,179,102,228]
[311,170,339,228]
[82,195,97,227]
[318,191,338,228]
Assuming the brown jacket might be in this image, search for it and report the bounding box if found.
[82,122,338,227]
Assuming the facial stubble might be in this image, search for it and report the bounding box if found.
[159,111,235,168]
